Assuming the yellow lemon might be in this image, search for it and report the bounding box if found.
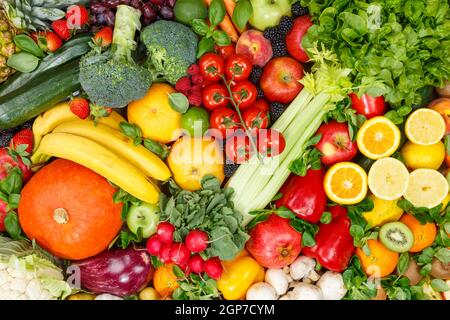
[405,108,445,145]
[404,169,449,209]
[128,83,182,143]
[368,157,409,200]
[363,194,404,228]
[401,141,445,170]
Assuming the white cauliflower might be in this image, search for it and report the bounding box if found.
[0,236,71,300]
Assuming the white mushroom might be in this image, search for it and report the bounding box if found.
[289,283,323,300]
[246,282,278,300]
[290,256,316,280]
[279,294,291,300]
[316,271,347,300]
[307,270,321,282]
[265,269,289,295]
[95,293,123,300]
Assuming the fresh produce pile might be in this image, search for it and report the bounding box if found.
[0,0,449,300]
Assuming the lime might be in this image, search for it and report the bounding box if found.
[181,107,210,137]
[174,0,208,25]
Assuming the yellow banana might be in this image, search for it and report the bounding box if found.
[53,120,171,181]
[32,102,126,151]
[32,132,159,204]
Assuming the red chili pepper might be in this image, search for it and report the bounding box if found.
[302,206,355,272]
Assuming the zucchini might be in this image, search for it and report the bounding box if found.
[0,35,90,97]
[0,60,81,130]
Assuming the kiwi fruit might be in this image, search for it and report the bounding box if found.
[379,222,414,253]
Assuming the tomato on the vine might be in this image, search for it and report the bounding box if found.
[210,107,241,139]
[257,129,286,157]
[225,54,253,81]
[199,53,225,82]
[225,132,254,164]
[253,99,270,112]
[231,80,258,110]
[202,84,229,111]
[215,43,235,61]
[243,107,269,133]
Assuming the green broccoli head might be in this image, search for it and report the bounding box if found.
[79,5,152,107]
[141,20,198,85]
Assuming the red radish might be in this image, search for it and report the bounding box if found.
[156,222,175,244]
[0,148,32,182]
[0,199,7,232]
[159,243,172,263]
[185,230,209,253]
[182,263,191,276]
[146,235,162,256]
[169,242,190,266]
[204,257,223,279]
[188,255,205,274]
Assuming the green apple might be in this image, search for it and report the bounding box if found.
[249,0,292,31]
[126,203,160,238]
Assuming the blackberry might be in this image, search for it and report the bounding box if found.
[291,2,309,17]
[249,66,263,84]
[279,16,293,34]
[271,38,288,57]
[263,27,281,42]
[257,86,265,99]
[0,119,33,148]
[270,102,285,122]
[224,163,240,177]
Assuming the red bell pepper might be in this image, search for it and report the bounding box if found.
[302,206,355,272]
[275,168,327,224]
[349,93,386,119]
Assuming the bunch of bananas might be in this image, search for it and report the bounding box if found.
[31,102,171,204]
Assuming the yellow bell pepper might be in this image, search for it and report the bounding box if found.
[218,255,264,300]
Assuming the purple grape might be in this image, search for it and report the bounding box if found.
[149,0,164,7]
[129,0,141,8]
[105,11,115,26]
[91,2,108,13]
[96,13,107,25]
[120,0,131,4]
[159,6,174,19]
[141,2,157,19]
[90,14,98,25]
[166,0,176,8]
[106,0,120,8]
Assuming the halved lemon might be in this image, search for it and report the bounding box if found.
[404,169,449,209]
[324,162,368,205]
[405,109,445,145]
[356,116,401,160]
[368,157,409,201]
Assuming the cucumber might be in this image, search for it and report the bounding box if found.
[0,35,90,97]
[0,60,81,130]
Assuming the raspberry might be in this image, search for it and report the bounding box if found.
[190,84,203,94]
[175,76,191,94]
[187,64,200,76]
[191,73,204,85]
[188,93,202,107]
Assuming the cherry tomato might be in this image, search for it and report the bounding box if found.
[243,107,269,133]
[210,107,241,139]
[199,53,225,82]
[257,129,286,157]
[231,80,258,110]
[202,84,229,111]
[225,133,254,164]
[215,43,235,61]
[225,54,253,81]
[349,93,386,119]
[253,99,270,112]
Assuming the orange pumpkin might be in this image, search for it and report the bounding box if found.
[18,159,123,260]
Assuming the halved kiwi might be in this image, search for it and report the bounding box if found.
[379,222,414,253]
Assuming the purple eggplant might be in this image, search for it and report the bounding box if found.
[70,247,154,297]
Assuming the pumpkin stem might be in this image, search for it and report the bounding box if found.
[53,208,69,224]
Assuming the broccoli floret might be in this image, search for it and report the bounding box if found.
[141,20,198,85]
[79,5,152,107]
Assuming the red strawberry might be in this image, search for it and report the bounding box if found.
[69,97,90,119]
[51,19,71,40]
[10,129,33,154]
[188,92,202,107]
[66,5,89,29]
[187,64,200,76]
[45,32,63,52]
[93,26,113,47]
[175,76,192,94]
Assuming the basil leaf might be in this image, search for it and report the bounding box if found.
[119,121,142,145]
[14,34,44,58]
[212,30,231,46]
[5,212,22,240]
[168,92,189,114]
[209,0,226,26]
[232,0,253,30]
[7,52,40,73]
[397,252,410,275]
[144,138,170,159]
[431,279,449,292]
[197,37,215,58]
[191,19,210,36]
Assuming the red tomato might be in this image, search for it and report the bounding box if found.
[225,133,254,164]
[349,93,386,119]
[231,80,258,110]
[257,129,286,157]
[243,107,269,133]
[202,83,229,111]
[210,107,241,139]
[215,43,235,60]
[199,53,225,82]
[225,54,253,81]
[253,99,270,112]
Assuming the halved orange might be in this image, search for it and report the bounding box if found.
[324,162,368,205]
[356,116,401,160]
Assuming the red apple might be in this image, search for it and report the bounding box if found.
[0,199,7,232]
[246,214,302,269]
[314,121,358,166]
[236,30,273,67]
[429,98,450,135]
[260,57,304,104]
[286,15,313,63]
